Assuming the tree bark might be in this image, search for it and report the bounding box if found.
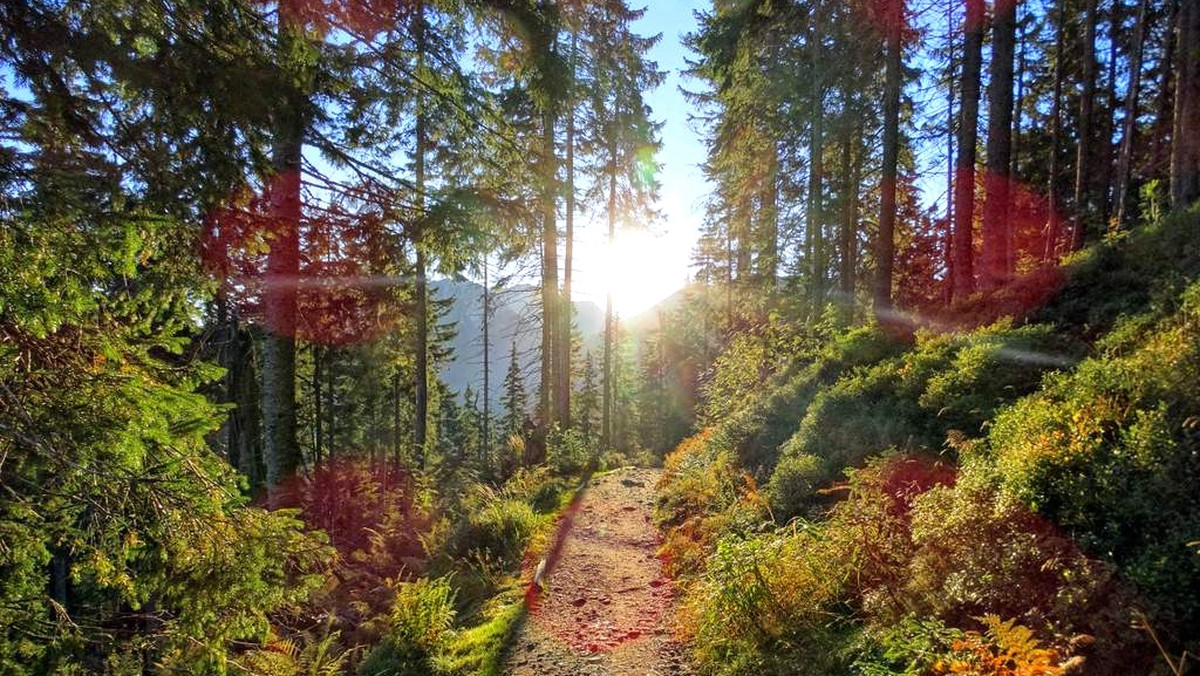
[873,0,903,318]
[1073,0,1099,250]
[1171,0,1200,207]
[807,3,825,303]
[952,0,984,300]
[313,343,323,465]
[982,0,1017,289]
[540,104,558,431]
[413,0,429,468]
[839,126,861,324]
[1116,0,1151,227]
[482,256,491,464]
[263,2,303,507]
[760,141,780,281]
[1045,0,1067,261]
[602,132,617,449]
[945,3,955,306]
[558,31,577,430]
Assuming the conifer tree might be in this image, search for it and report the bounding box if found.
[502,340,529,438]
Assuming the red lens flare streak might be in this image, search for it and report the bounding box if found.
[202,171,404,346]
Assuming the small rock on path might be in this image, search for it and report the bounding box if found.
[503,467,692,676]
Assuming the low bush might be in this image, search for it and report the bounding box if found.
[546,426,592,476]
[854,615,1084,676]
[989,282,1200,638]
[769,323,1071,519]
[357,577,457,676]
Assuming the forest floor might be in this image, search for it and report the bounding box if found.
[502,467,692,676]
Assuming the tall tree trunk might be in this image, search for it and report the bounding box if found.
[540,104,558,431]
[263,3,304,507]
[1045,0,1067,261]
[873,0,903,318]
[807,3,825,304]
[239,333,263,489]
[760,141,780,281]
[413,0,429,468]
[1102,2,1124,221]
[1010,2,1025,182]
[313,343,323,466]
[945,3,955,306]
[216,293,238,467]
[392,369,401,463]
[558,31,577,430]
[982,0,1017,289]
[327,349,337,461]
[1155,0,1180,180]
[1171,0,1200,207]
[1073,0,1099,250]
[602,133,617,450]
[482,256,491,465]
[839,125,861,324]
[952,0,984,300]
[1116,0,1151,227]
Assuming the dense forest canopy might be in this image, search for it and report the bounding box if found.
[1,0,1199,673]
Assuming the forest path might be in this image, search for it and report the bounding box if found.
[502,467,692,676]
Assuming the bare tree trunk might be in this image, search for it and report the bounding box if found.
[1101,1,1124,221]
[1045,0,1067,261]
[540,104,558,431]
[313,343,323,466]
[1011,2,1025,182]
[413,0,429,468]
[760,141,780,281]
[239,332,264,489]
[602,133,617,449]
[263,2,303,507]
[945,2,955,306]
[953,0,983,300]
[839,125,861,324]
[1171,0,1200,207]
[1073,0,1099,250]
[1116,0,1151,227]
[1155,0,1180,180]
[873,0,903,318]
[982,0,1017,288]
[482,256,491,465]
[559,31,576,430]
[808,3,825,304]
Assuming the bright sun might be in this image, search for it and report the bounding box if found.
[582,229,684,318]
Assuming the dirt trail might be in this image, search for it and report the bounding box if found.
[503,467,691,676]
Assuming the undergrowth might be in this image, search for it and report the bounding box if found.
[656,207,1200,676]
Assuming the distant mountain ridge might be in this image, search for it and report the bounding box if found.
[432,279,605,405]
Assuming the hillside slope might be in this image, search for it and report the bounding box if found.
[655,208,1200,676]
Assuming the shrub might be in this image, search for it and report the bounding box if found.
[457,498,539,570]
[1032,206,1200,338]
[917,323,1077,436]
[765,453,823,519]
[769,323,1074,518]
[683,527,858,676]
[546,426,591,476]
[989,283,1200,634]
[694,325,905,477]
[357,577,457,676]
[899,479,1126,645]
[855,615,1082,676]
[497,466,566,514]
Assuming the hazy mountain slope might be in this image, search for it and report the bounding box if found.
[433,279,606,403]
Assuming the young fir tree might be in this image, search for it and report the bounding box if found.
[501,340,529,439]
